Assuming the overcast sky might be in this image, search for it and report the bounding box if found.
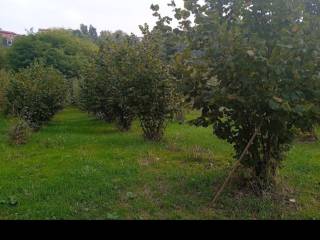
[0,0,184,35]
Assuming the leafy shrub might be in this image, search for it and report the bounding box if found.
[8,119,31,145]
[0,45,7,69]
[81,31,178,139]
[79,60,115,122]
[6,30,98,107]
[5,62,66,129]
[66,77,81,106]
[0,69,10,112]
[131,34,178,141]
[102,40,137,131]
[80,37,137,131]
[170,0,320,189]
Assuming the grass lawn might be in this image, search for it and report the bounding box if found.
[0,108,319,220]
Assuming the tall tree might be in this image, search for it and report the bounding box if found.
[74,24,99,42]
[98,30,133,45]
[80,24,89,36]
[89,25,98,41]
[7,29,98,79]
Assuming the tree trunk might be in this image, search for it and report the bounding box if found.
[254,136,277,191]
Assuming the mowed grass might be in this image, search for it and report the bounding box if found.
[0,108,319,220]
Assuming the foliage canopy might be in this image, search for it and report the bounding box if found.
[80,36,138,131]
[166,0,320,188]
[7,29,98,79]
[5,62,67,129]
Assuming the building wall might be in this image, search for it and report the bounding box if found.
[0,31,19,47]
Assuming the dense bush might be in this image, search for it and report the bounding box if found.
[80,60,115,122]
[81,42,134,131]
[0,45,7,69]
[81,30,178,139]
[66,77,81,106]
[100,40,137,131]
[168,0,320,189]
[5,62,66,129]
[131,31,178,141]
[80,37,138,131]
[0,69,10,112]
[6,30,98,106]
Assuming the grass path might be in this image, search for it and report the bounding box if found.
[0,108,319,219]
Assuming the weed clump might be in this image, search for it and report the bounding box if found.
[8,119,31,145]
[186,145,215,163]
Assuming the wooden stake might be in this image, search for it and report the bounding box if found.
[212,126,261,205]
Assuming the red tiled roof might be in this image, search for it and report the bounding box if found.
[0,30,20,36]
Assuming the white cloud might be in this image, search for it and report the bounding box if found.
[0,0,184,35]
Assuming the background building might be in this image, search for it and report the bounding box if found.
[0,30,20,47]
